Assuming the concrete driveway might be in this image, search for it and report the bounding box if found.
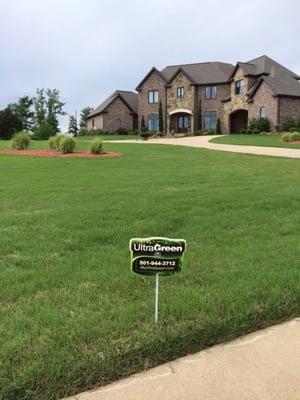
[66,318,300,400]
[107,135,300,158]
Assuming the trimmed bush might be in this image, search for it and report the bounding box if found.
[251,128,260,135]
[248,118,270,133]
[90,139,103,154]
[11,131,31,150]
[48,134,65,150]
[282,117,300,132]
[290,132,300,141]
[281,132,300,142]
[116,127,128,135]
[281,133,291,142]
[59,137,76,153]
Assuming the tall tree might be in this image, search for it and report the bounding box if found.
[33,89,66,139]
[33,88,47,128]
[68,114,78,137]
[0,105,23,139]
[46,89,66,133]
[79,107,93,128]
[158,101,163,133]
[14,96,34,131]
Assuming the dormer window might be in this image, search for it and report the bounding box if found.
[148,90,159,104]
[235,80,244,95]
[177,87,185,98]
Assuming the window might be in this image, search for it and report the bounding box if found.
[205,86,217,100]
[148,90,159,104]
[177,115,190,129]
[116,118,122,130]
[235,80,244,95]
[177,87,185,98]
[92,118,95,128]
[260,106,267,118]
[204,111,217,130]
[148,114,159,131]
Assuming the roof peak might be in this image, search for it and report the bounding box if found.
[163,61,233,68]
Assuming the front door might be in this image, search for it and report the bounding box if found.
[176,115,190,133]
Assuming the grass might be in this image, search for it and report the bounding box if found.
[210,134,300,149]
[0,139,299,399]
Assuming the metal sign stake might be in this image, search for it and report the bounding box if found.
[155,273,159,324]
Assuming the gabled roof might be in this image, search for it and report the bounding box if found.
[233,55,300,98]
[88,90,138,118]
[161,62,235,85]
[165,67,196,85]
[135,67,167,90]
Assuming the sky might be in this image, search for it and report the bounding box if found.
[0,0,299,130]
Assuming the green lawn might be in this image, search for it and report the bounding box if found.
[210,134,300,149]
[0,140,299,400]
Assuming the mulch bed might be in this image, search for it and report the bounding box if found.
[292,141,300,144]
[0,149,122,158]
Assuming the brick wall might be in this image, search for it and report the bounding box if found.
[103,97,135,131]
[248,82,278,129]
[137,70,166,132]
[278,97,300,128]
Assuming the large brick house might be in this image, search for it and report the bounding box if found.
[87,56,300,134]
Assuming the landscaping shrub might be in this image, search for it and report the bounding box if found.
[11,131,31,150]
[289,127,299,133]
[248,118,270,133]
[240,129,248,135]
[281,132,300,142]
[59,137,76,153]
[216,118,221,134]
[251,128,260,135]
[282,133,291,142]
[282,117,300,132]
[48,134,65,150]
[290,132,300,141]
[90,139,103,154]
[116,127,128,135]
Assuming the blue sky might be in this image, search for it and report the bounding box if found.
[0,0,299,129]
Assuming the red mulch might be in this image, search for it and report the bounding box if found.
[0,149,122,158]
[292,140,300,144]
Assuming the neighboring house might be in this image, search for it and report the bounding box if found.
[136,55,300,134]
[87,56,300,134]
[87,90,138,132]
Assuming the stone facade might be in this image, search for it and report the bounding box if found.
[223,67,279,133]
[137,69,166,132]
[278,97,300,128]
[197,83,230,133]
[166,71,195,133]
[87,97,137,132]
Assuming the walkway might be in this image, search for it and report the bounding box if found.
[107,135,300,158]
[66,318,300,400]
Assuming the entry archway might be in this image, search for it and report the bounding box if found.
[229,109,248,134]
